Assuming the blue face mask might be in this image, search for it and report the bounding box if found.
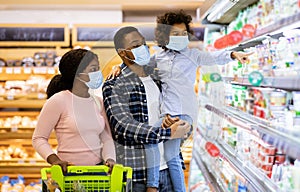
[166,36,189,51]
[79,71,103,89]
[125,45,150,66]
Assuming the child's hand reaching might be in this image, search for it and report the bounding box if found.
[161,114,179,128]
[231,51,253,64]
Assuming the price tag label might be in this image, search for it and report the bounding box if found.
[29,159,36,164]
[7,94,14,100]
[248,71,264,86]
[18,159,25,164]
[38,93,46,99]
[202,73,211,82]
[33,67,47,74]
[13,67,22,74]
[47,67,56,74]
[24,67,32,74]
[210,73,222,82]
[11,126,18,132]
[5,67,13,74]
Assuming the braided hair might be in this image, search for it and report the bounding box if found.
[155,10,193,49]
[46,49,98,98]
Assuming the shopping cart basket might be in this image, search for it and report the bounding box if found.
[41,164,132,192]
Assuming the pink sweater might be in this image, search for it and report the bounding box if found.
[32,90,116,165]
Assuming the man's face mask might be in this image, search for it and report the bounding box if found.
[166,36,189,51]
[123,45,151,66]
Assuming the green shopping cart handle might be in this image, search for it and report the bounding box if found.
[67,165,109,174]
[123,166,133,180]
[41,167,51,180]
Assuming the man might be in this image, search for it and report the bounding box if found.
[102,26,190,192]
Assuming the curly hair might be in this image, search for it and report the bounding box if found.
[46,49,98,98]
[155,10,193,48]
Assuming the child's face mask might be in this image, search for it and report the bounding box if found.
[166,36,189,51]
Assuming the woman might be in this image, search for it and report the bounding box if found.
[32,49,116,173]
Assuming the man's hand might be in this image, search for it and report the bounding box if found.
[162,114,179,128]
[106,65,121,80]
[231,51,253,64]
[170,120,191,139]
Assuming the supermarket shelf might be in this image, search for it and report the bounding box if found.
[0,138,57,145]
[0,159,47,165]
[192,148,225,192]
[0,131,56,140]
[195,152,224,192]
[0,99,46,108]
[0,164,50,183]
[219,12,300,51]
[0,111,40,117]
[195,128,265,192]
[256,12,300,38]
[0,66,58,81]
[201,0,258,24]
[225,106,300,159]
[222,76,300,91]
[217,139,280,192]
[204,103,300,159]
[196,124,280,192]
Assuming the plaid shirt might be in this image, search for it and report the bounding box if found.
[102,64,185,183]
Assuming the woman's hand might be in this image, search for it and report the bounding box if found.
[47,154,73,174]
[106,65,121,80]
[105,158,116,174]
[170,120,191,139]
[162,114,179,128]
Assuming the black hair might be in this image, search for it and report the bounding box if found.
[155,10,193,48]
[46,48,98,99]
[113,26,139,51]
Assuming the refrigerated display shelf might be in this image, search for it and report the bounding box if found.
[195,152,228,192]
[217,138,280,192]
[204,103,300,160]
[192,145,225,192]
[225,106,300,159]
[196,125,280,192]
[222,77,300,91]
[255,12,300,38]
[224,12,300,51]
[195,128,258,192]
[201,0,258,25]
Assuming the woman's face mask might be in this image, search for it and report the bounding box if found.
[78,71,103,89]
[166,36,190,51]
[123,45,151,66]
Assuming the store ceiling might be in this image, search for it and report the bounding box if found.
[0,0,218,23]
[0,0,215,13]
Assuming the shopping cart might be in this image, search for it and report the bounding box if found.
[41,164,132,192]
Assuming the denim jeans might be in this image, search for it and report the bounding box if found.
[132,168,174,192]
[145,114,192,192]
